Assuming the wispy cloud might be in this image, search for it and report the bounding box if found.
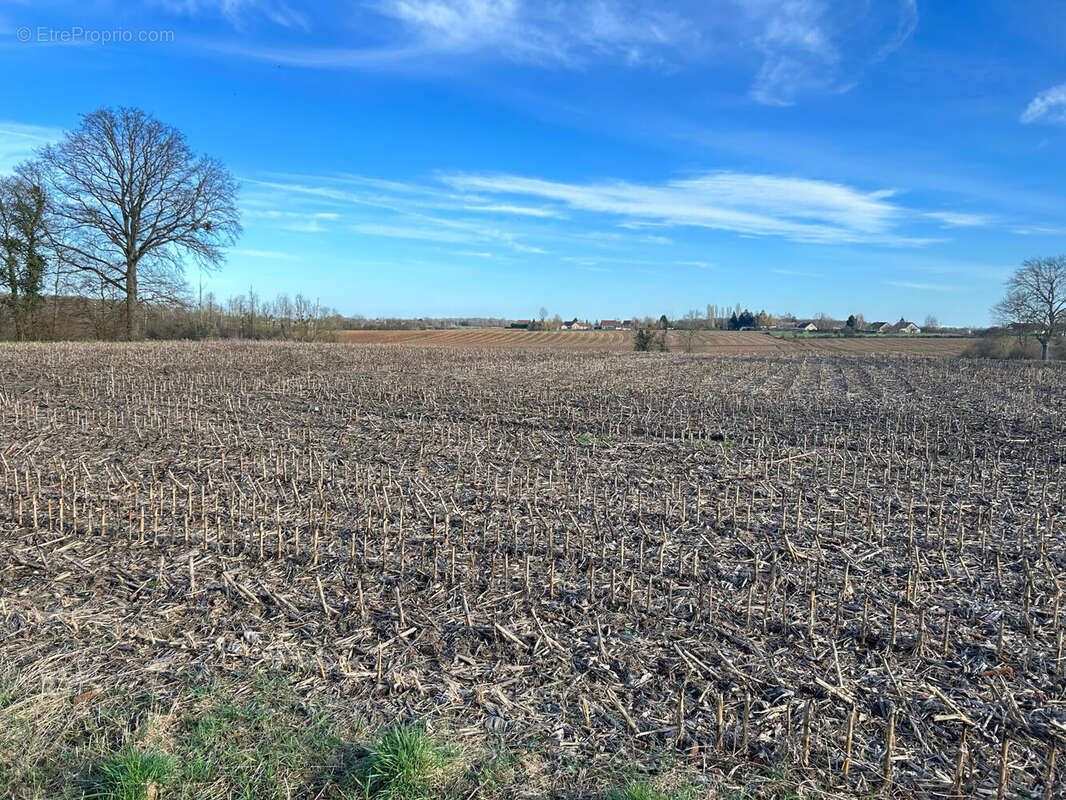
[211,0,695,69]
[241,166,991,259]
[370,0,695,66]
[0,121,61,173]
[350,222,476,243]
[199,1,912,104]
[231,248,300,259]
[242,208,341,232]
[462,203,563,217]
[244,173,559,253]
[744,0,918,105]
[924,210,995,227]
[443,170,933,245]
[1021,83,1066,125]
[1011,224,1066,236]
[774,268,824,278]
[158,0,311,30]
[884,279,957,292]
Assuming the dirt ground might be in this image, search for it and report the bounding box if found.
[1,342,1064,799]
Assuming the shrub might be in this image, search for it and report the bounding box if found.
[964,334,1065,360]
[634,329,654,351]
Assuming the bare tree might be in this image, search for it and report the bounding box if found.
[994,256,1066,361]
[680,309,700,351]
[814,312,835,331]
[924,314,939,331]
[39,107,240,340]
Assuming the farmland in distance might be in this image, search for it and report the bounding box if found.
[335,328,973,357]
[1,342,1064,798]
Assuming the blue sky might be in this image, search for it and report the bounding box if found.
[1,1,1064,325]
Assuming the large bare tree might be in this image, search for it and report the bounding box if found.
[994,255,1066,361]
[39,107,240,340]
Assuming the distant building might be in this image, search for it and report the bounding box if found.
[510,320,531,329]
[893,321,921,334]
[570,320,591,331]
[620,320,633,330]
[600,319,623,329]
[867,322,891,334]
[795,322,818,332]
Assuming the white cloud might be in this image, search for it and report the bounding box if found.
[1011,224,1066,236]
[884,280,957,292]
[372,0,694,66]
[350,222,476,243]
[231,248,299,259]
[157,0,310,30]
[925,210,995,228]
[0,122,61,174]
[510,242,548,254]
[774,268,824,278]
[744,0,918,105]
[203,1,916,104]
[1021,83,1066,125]
[242,166,986,254]
[462,203,563,217]
[443,170,928,244]
[242,208,341,232]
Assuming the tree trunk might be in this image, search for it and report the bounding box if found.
[125,266,137,341]
[1041,339,1049,362]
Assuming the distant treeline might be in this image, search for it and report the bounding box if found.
[0,290,342,342]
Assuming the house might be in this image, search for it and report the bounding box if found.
[599,319,623,329]
[795,322,818,332]
[867,322,891,334]
[892,320,921,334]
[570,320,591,331]
[620,320,633,330]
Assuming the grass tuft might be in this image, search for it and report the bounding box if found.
[84,749,173,800]
[607,782,698,800]
[353,724,452,800]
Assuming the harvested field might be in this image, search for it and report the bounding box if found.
[333,329,973,357]
[2,342,1065,798]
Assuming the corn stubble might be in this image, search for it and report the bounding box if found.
[1,341,1064,798]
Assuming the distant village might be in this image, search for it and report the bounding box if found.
[509,315,932,334]
[340,310,978,336]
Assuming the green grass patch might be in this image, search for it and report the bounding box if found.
[352,724,453,800]
[84,750,173,800]
[0,667,717,800]
[607,783,676,800]
[175,673,351,800]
